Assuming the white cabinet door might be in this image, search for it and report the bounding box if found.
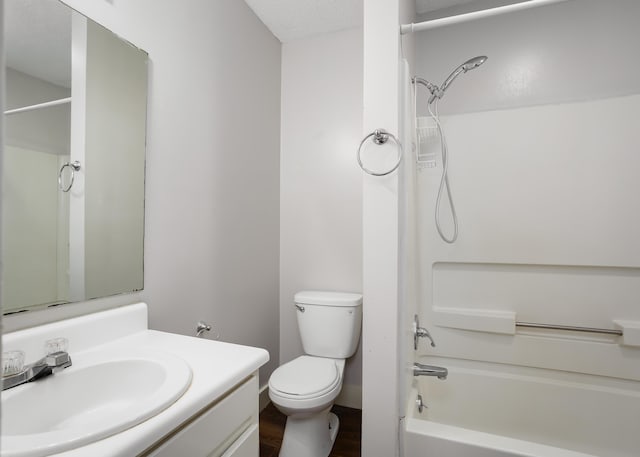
[219,424,258,457]
[145,375,258,457]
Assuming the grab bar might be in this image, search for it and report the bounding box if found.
[515,321,623,336]
[432,307,633,340]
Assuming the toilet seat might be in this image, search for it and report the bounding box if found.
[269,356,341,400]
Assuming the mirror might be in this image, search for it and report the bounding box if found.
[2,0,148,314]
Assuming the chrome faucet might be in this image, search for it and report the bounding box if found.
[413,362,448,380]
[2,351,72,391]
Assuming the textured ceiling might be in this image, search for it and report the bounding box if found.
[243,0,362,43]
[244,0,488,43]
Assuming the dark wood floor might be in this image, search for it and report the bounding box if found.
[259,403,362,457]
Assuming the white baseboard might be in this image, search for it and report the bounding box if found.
[335,383,362,410]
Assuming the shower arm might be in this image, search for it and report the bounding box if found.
[412,77,440,99]
[413,73,459,105]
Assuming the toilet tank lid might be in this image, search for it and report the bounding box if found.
[294,290,362,307]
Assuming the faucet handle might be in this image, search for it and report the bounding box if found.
[45,337,68,355]
[413,315,436,349]
[2,350,25,377]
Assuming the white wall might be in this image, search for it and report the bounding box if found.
[279,28,363,407]
[413,0,640,380]
[361,0,415,455]
[1,0,4,367]
[4,0,282,386]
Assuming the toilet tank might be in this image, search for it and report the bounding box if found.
[294,291,363,358]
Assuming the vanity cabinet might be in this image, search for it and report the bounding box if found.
[144,374,259,457]
[1,304,269,457]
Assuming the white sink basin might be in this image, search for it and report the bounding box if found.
[1,351,192,457]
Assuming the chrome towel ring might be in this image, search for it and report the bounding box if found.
[357,129,403,176]
[58,161,81,192]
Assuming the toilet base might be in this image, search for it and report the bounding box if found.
[279,408,340,457]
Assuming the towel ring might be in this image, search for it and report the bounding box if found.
[58,161,81,192]
[357,129,403,176]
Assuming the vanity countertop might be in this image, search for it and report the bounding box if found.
[2,303,269,457]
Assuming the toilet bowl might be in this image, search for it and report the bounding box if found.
[268,290,362,457]
[269,357,345,457]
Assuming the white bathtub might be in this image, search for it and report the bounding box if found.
[403,359,640,457]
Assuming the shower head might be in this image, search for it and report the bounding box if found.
[461,55,487,72]
[428,55,487,104]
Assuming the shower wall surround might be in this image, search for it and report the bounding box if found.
[415,0,640,115]
[4,0,281,385]
[414,0,640,380]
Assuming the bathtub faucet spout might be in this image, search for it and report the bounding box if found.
[413,362,448,380]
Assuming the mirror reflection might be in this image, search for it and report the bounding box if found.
[2,0,148,313]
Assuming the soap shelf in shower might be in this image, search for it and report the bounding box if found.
[432,307,516,335]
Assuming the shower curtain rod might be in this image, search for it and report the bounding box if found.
[401,0,572,34]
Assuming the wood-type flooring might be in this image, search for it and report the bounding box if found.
[259,403,362,457]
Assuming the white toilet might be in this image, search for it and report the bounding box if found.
[268,290,362,457]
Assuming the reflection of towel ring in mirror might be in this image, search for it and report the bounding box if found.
[58,161,81,192]
[357,129,403,176]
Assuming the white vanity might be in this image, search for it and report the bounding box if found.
[1,303,269,457]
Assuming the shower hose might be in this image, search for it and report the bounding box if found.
[423,99,459,244]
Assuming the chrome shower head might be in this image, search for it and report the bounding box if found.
[461,55,487,72]
[428,55,488,104]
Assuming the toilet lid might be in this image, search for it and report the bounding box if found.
[270,356,340,397]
